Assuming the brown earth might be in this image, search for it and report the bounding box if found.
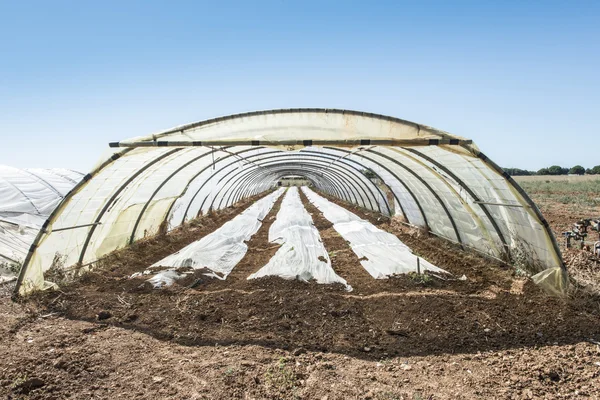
[1,188,600,399]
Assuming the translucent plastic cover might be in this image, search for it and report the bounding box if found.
[14,109,566,295]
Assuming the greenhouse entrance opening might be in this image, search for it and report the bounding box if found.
[278,176,311,187]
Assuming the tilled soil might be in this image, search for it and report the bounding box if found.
[523,190,600,295]
[2,189,600,399]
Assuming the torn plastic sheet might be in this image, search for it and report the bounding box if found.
[146,188,285,286]
[147,269,190,288]
[131,267,225,288]
[249,187,352,291]
[531,267,567,296]
[301,186,447,279]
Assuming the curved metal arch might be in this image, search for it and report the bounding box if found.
[138,108,461,144]
[129,147,231,244]
[212,161,360,212]
[172,148,283,225]
[461,144,566,274]
[390,147,499,254]
[231,167,339,204]
[249,170,341,199]
[197,154,371,215]
[229,167,338,206]
[78,148,182,265]
[270,152,381,212]
[193,153,351,213]
[238,169,335,202]
[297,149,394,216]
[180,150,361,221]
[316,147,415,221]
[0,174,42,215]
[39,169,84,185]
[229,166,344,207]
[224,160,361,210]
[164,147,272,227]
[365,148,463,247]
[221,153,378,211]
[224,166,345,210]
[227,154,380,211]
[20,169,68,199]
[15,147,135,296]
[213,156,381,211]
[241,169,340,202]
[402,147,510,259]
[199,157,353,214]
[323,147,426,227]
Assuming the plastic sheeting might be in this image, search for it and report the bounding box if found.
[0,166,83,282]
[146,188,284,284]
[531,267,567,297]
[15,109,566,295]
[248,187,351,290]
[302,186,446,278]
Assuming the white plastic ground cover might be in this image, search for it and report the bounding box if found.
[301,186,447,278]
[248,187,351,291]
[0,166,83,282]
[145,188,285,287]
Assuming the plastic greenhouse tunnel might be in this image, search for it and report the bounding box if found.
[13,109,568,296]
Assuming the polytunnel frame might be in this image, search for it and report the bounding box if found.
[230,169,336,205]
[196,157,362,213]
[227,163,378,211]
[159,147,389,225]
[231,162,361,205]
[222,147,418,215]
[321,147,430,227]
[0,166,84,256]
[238,167,383,209]
[22,146,384,273]
[180,148,388,215]
[204,155,385,212]
[209,164,349,209]
[1,178,43,215]
[13,149,134,294]
[18,171,65,201]
[146,145,552,267]
[214,163,367,211]
[163,146,275,230]
[321,146,513,260]
[14,108,567,296]
[128,145,259,244]
[401,147,510,257]
[365,148,465,248]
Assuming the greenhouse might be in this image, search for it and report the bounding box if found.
[0,166,83,282]
[13,109,567,295]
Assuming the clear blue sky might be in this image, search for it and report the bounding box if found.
[1,0,598,172]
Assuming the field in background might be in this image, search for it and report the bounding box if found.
[515,174,600,209]
[514,175,600,183]
[515,174,600,296]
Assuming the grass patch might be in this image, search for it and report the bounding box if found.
[518,179,600,208]
[264,357,297,391]
[407,272,434,285]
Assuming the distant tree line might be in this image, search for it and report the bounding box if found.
[503,165,600,176]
